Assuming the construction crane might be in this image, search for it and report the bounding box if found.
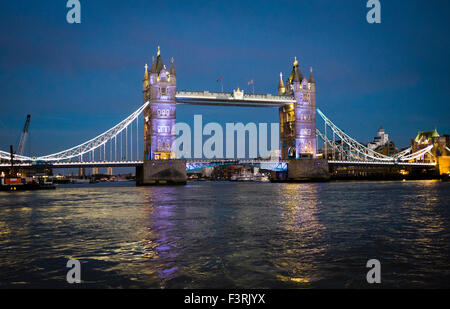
[17,115,31,156]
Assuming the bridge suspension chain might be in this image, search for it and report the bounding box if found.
[316,129,362,161]
[397,145,433,161]
[0,150,33,162]
[316,108,433,163]
[316,109,395,161]
[28,102,149,162]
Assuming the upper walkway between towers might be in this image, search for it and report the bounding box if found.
[175,90,296,107]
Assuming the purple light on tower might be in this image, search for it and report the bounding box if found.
[142,46,177,160]
[293,61,316,158]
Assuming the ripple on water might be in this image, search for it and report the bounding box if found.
[0,180,449,288]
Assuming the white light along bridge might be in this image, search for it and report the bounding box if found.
[0,96,436,170]
[0,159,435,172]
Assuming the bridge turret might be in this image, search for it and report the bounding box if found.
[285,76,293,95]
[278,72,286,95]
[143,62,151,104]
[291,57,303,89]
[150,56,156,73]
[308,67,315,83]
[308,67,316,92]
[143,63,149,90]
[170,57,176,77]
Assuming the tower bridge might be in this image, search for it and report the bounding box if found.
[0,46,442,184]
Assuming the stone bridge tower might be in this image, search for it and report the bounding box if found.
[276,58,328,181]
[278,57,317,159]
[143,46,177,160]
[139,47,186,185]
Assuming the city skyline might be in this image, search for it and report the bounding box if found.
[0,0,449,156]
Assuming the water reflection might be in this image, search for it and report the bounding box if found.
[0,180,449,288]
[271,183,326,286]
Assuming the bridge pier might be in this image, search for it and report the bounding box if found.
[287,159,330,181]
[271,159,330,182]
[137,160,187,185]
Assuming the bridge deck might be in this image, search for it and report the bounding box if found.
[175,91,294,107]
[0,160,436,169]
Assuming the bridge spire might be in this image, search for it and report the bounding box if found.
[155,46,164,74]
[308,66,315,84]
[290,56,303,84]
[278,72,285,95]
[143,63,149,88]
[170,57,176,76]
[150,56,156,73]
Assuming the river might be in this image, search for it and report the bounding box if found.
[0,180,449,288]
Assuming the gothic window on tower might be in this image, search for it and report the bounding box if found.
[157,126,170,133]
[300,113,311,121]
[301,129,311,136]
[160,87,167,95]
[158,109,170,116]
[303,141,312,152]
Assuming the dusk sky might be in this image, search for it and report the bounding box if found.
[0,0,449,156]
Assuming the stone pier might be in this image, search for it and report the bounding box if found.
[287,159,330,182]
[137,160,187,185]
[270,159,330,182]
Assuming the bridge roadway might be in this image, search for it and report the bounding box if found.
[175,90,295,107]
[0,160,436,170]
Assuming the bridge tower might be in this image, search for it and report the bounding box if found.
[277,58,328,181]
[278,58,317,159]
[143,46,177,160]
[139,46,186,185]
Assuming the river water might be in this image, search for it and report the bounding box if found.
[0,180,449,288]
